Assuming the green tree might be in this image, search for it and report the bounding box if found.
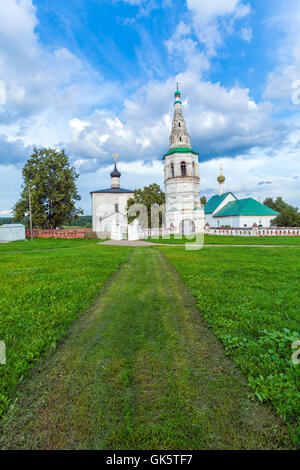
[200,196,207,206]
[127,184,165,228]
[264,197,300,227]
[13,148,82,229]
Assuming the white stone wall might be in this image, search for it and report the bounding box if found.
[211,215,276,228]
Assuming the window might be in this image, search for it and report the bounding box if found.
[171,163,175,178]
[178,122,181,127]
[181,161,186,176]
[115,203,119,212]
[179,137,182,141]
[192,162,195,175]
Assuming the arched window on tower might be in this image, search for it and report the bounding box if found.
[171,163,175,178]
[181,161,186,177]
[179,137,182,141]
[192,162,195,176]
[178,122,181,127]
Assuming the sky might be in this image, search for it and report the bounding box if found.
[0,0,300,215]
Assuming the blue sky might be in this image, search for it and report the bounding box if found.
[0,0,300,215]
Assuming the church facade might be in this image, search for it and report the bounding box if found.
[91,88,278,236]
[91,160,133,234]
[205,167,279,228]
[163,88,205,235]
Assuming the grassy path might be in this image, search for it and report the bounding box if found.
[0,248,290,449]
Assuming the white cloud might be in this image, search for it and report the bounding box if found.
[263,0,300,104]
[186,0,251,55]
[0,0,120,151]
[240,26,252,42]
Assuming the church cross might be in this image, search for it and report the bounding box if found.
[112,152,119,165]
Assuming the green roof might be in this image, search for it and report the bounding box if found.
[175,90,180,96]
[174,100,182,104]
[163,147,199,159]
[204,193,232,214]
[213,198,279,217]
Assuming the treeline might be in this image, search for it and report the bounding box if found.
[65,215,92,227]
[264,197,300,227]
[0,215,92,228]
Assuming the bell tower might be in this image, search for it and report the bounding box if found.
[163,87,205,235]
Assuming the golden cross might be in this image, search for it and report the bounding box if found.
[112,152,119,165]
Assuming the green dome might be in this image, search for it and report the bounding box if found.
[175,90,180,96]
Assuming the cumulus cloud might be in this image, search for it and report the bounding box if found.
[263,0,300,104]
[0,0,120,154]
[67,72,288,173]
[186,0,251,55]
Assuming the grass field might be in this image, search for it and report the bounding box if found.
[0,240,298,449]
[160,246,300,445]
[145,234,300,245]
[0,239,131,418]
[0,247,291,449]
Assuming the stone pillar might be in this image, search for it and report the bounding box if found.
[111,223,123,240]
[128,219,140,241]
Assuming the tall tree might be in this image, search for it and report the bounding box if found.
[200,196,207,206]
[13,148,82,229]
[127,184,165,228]
[264,197,300,227]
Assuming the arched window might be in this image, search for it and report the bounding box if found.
[179,137,182,141]
[192,162,195,175]
[178,122,181,127]
[171,163,175,178]
[181,161,186,177]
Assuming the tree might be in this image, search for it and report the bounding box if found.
[127,184,165,228]
[200,196,207,206]
[13,148,82,229]
[264,197,300,227]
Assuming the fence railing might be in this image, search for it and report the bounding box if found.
[205,227,300,237]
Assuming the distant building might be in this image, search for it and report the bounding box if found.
[0,224,25,242]
[205,167,279,228]
[91,159,133,234]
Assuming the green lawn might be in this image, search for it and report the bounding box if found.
[0,248,290,450]
[0,239,132,418]
[160,246,300,446]
[145,234,300,245]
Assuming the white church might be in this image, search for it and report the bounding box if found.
[91,87,278,234]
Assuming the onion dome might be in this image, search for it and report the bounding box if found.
[217,174,225,184]
[217,163,225,183]
[110,163,121,178]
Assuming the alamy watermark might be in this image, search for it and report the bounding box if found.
[0,80,6,105]
[96,202,205,251]
[291,340,300,365]
[0,341,6,365]
[291,80,300,105]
